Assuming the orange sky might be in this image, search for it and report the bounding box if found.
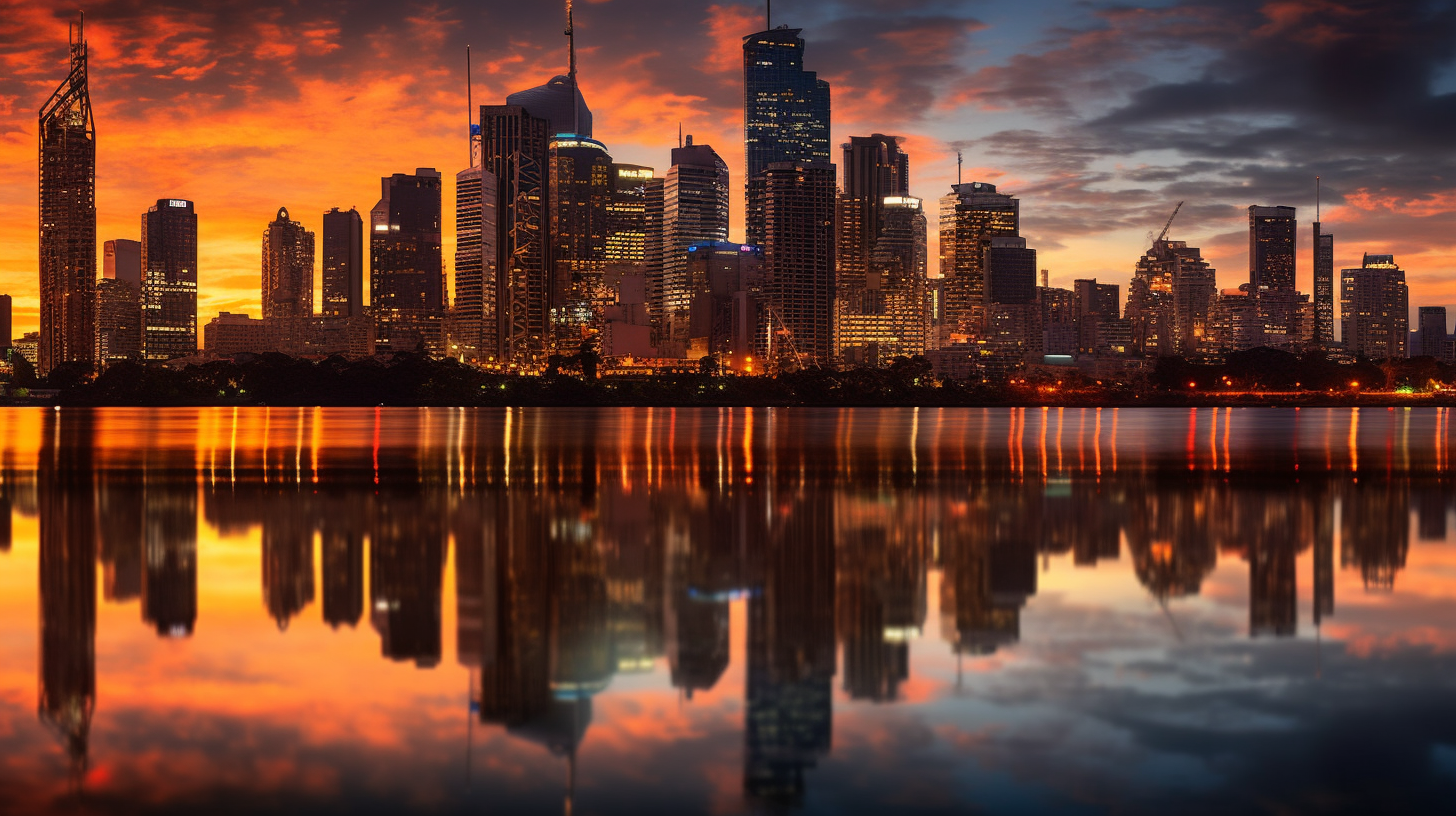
[1,0,1453,338]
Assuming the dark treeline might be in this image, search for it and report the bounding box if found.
[18,348,1456,407]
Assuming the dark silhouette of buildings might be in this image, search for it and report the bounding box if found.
[142,199,199,361]
[322,207,364,318]
[262,504,315,630]
[38,16,96,377]
[371,169,445,354]
[370,496,445,667]
[743,26,831,248]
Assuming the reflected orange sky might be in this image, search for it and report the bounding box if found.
[2,406,1456,813]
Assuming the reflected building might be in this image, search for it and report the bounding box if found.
[370,495,446,667]
[1248,495,1300,638]
[940,494,1037,656]
[744,491,835,805]
[262,501,315,630]
[1341,480,1410,590]
[142,488,197,637]
[98,476,144,602]
[837,499,925,702]
[37,411,96,779]
[1124,485,1216,600]
[322,530,365,630]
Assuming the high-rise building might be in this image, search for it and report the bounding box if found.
[262,207,315,320]
[38,18,96,377]
[1073,279,1120,354]
[142,199,198,361]
[744,27,831,247]
[605,164,655,267]
[550,136,614,348]
[0,294,11,353]
[1249,205,1297,293]
[760,161,836,368]
[97,239,142,365]
[370,169,444,354]
[321,208,363,318]
[661,138,730,356]
[1415,306,1449,361]
[676,241,765,363]
[985,237,1037,306]
[454,166,499,360]
[1341,254,1408,361]
[939,182,1019,343]
[480,105,553,366]
[1313,221,1335,345]
[836,136,923,365]
[1127,239,1217,356]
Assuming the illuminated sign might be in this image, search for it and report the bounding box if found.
[168,199,188,208]
[882,196,920,209]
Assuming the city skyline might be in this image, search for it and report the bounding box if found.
[1,1,1453,338]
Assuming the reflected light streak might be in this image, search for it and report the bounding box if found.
[1223,407,1231,473]
[1055,407,1064,474]
[1349,408,1360,473]
[1209,405,1219,472]
[1110,409,1119,473]
[1038,407,1047,479]
[1187,408,1197,472]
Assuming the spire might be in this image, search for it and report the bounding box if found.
[1316,176,1321,222]
[466,45,474,168]
[566,0,578,135]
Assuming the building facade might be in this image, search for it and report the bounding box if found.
[661,138,731,357]
[454,166,499,361]
[480,105,553,367]
[322,208,364,318]
[549,136,613,349]
[939,182,1019,344]
[38,18,96,376]
[744,27,831,247]
[262,207,315,321]
[142,199,198,361]
[1313,221,1335,346]
[370,169,444,354]
[760,161,837,369]
[1341,254,1408,361]
[97,239,142,365]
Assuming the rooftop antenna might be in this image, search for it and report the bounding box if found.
[678,122,683,149]
[566,0,579,136]
[466,45,475,168]
[767,0,771,30]
[956,150,963,186]
[1316,176,1321,221]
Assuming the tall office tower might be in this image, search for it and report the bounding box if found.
[760,161,837,368]
[262,207,315,320]
[1073,279,1120,353]
[141,489,196,638]
[1415,306,1449,361]
[370,169,444,354]
[480,105,553,366]
[142,199,198,361]
[38,17,96,377]
[985,237,1036,305]
[743,27,831,246]
[1341,254,1408,360]
[0,294,10,352]
[837,135,910,303]
[321,208,364,317]
[605,164,655,267]
[660,138,731,356]
[835,135,918,364]
[1127,238,1217,356]
[1249,205,1297,292]
[550,136,614,348]
[863,196,929,360]
[454,166,499,360]
[983,237,1039,362]
[939,182,1020,343]
[1313,222,1335,345]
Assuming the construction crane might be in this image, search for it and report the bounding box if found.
[1153,201,1184,245]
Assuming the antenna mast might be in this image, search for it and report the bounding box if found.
[466,45,476,168]
[956,150,962,186]
[1316,176,1321,221]
[566,0,579,135]
[767,0,771,29]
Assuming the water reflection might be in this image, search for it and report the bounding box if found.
[3,407,1455,813]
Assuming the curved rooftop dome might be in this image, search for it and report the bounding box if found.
[506,75,593,139]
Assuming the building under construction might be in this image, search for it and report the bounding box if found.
[38,16,96,376]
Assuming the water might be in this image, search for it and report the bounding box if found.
[2,406,1454,814]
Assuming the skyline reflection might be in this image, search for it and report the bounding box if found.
[2,407,1454,814]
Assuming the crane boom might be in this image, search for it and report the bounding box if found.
[1156,201,1184,244]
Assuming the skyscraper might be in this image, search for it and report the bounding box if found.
[142,199,198,361]
[480,105,554,366]
[321,208,364,318]
[506,76,592,140]
[1313,221,1335,346]
[97,239,142,365]
[370,169,444,354]
[837,135,909,301]
[1127,238,1217,356]
[1249,205,1296,293]
[38,17,96,376]
[605,164,655,267]
[939,182,1020,343]
[1415,306,1449,361]
[262,207,315,320]
[1341,254,1408,360]
[744,27,831,246]
[550,136,614,348]
[661,138,730,356]
[760,161,837,368]
[454,166,499,360]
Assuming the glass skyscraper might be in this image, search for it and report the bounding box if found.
[743,27,831,246]
[142,199,198,361]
